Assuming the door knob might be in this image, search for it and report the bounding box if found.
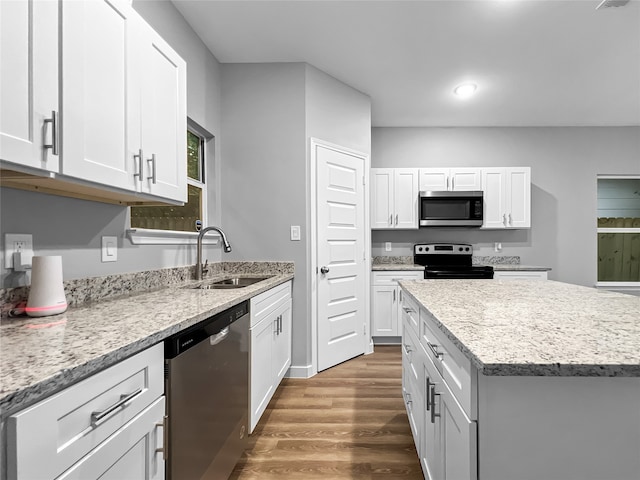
[320,266,330,274]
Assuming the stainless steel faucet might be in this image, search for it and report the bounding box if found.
[196,226,232,280]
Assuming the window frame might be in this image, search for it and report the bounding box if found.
[596,175,640,289]
[127,121,213,245]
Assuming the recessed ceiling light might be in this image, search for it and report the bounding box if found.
[453,83,477,99]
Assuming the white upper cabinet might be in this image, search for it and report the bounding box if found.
[0,0,59,172]
[131,18,187,202]
[61,0,138,192]
[371,168,419,229]
[419,168,481,192]
[1,0,187,205]
[481,167,531,229]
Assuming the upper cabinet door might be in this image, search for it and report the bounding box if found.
[419,168,449,191]
[394,168,419,229]
[60,0,138,192]
[0,0,59,172]
[135,21,187,203]
[505,167,531,228]
[481,168,507,229]
[371,168,394,229]
[450,168,481,191]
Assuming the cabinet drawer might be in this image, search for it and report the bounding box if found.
[419,309,476,420]
[372,270,423,285]
[401,291,420,338]
[8,343,164,480]
[494,271,548,280]
[250,281,292,327]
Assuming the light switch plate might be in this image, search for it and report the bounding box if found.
[101,236,118,262]
[290,225,301,241]
[4,233,34,269]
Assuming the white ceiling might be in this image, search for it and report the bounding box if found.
[171,0,640,127]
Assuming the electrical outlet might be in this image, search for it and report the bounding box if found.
[385,242,392,252]
[5,234,34,269]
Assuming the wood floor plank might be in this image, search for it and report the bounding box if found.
[231,346,424,479]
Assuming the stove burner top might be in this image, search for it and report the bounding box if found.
[414,243,494,279]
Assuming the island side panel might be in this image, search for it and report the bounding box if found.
[477,374,640,480]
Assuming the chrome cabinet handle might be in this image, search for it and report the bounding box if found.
[278,314,282,334]
[403,343,412,354]
[508,213,512,226]
[147,153,157,184]
[426,377,432,411]
[133,149,143,180]
[91,388,143,426]
[446,176,450,190]
[503,213,507,227]
[430,385,441,423]
[43,110,59,155]
[390,214,393,225]
[395,214,399,225]
[155,415,168,460]
[427,341,443,359]
[320,266,330,274]
[451,177,455,190]
[393,289,396,302]
[406,392,412,407]
[403,307,414,314]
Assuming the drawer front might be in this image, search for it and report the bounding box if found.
[494,271,548,280]
[8,343,164,480]
[401,291,420,338]
[250,280,292,327]
[419,309,476,420]
[373,270,423,286]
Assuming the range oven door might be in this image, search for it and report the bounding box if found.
[419,191,483,227]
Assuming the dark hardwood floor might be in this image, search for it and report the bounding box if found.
[229,346,424,479]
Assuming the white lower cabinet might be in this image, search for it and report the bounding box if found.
[249,281,292,433]
[6,344,165,480]
[372,271,423,337]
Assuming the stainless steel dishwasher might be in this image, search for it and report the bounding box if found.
[165,300,249,480]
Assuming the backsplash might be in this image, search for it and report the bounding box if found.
[372,255,520,265]
[1,261,295,316]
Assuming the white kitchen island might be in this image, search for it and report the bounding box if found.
[398,279,640,480]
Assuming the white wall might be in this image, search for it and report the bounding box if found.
[371,126,640,287]
[0,1,224,286]
[221,63,371,370]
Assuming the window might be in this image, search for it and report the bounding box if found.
[597,177,640,286]
[130,127,208,234]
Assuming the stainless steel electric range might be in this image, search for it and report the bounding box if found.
[413,243,494,279]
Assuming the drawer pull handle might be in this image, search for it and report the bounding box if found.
[91,388,143,426]
[425,377,431,411]
[427,341,443,359]
[430,385,441,424]
[403,343,412,354]
[403,307,414,314]
[156,415,168,460]
[43,110,59,155]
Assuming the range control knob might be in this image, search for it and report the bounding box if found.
[418,247,423,252]
[466,247,470,252]
[425,247,430,252]
[459,247,463,251]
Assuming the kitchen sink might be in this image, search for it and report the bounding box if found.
[186,276,273,290]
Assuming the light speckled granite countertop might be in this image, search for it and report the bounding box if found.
[399,279,640,377]
[0,270,293,416]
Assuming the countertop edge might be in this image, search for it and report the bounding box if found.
[372,264,552,272]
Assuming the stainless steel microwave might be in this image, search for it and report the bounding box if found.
[419,191,484,227]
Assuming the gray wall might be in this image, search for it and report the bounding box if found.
[371,127,640,287]
[0,1,223,286]
[221,63,371,369]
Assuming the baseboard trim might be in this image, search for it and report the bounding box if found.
[286,364,315,378]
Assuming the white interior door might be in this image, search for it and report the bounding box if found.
[316,143,367,372]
